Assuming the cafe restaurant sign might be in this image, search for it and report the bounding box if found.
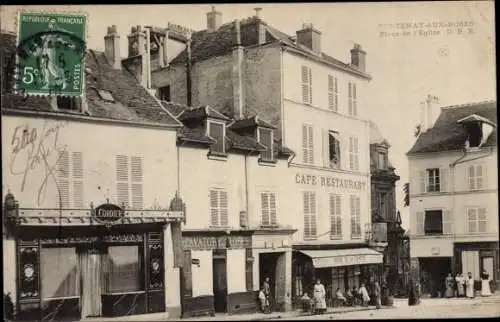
[92,203,125,224]
[313,253,383,268]
[295,173,367,190]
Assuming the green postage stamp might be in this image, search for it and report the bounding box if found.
[15,11,87,96]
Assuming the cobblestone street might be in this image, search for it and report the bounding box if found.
[275,295,500,320]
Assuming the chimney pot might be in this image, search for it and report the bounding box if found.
[206,5,222,32]
[254,7,262,18]
[296,23,321,53]
[233,20,241,46]
[104,25,121,70]
[350,43,367,72]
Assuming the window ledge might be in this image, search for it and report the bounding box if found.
[208,226,232,230]
[303,237,318,241]
[258,158,277,166]
[329,236,343,240]
[207,151,228,161]
[259,224,280,229]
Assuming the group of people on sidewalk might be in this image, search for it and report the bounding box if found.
[444,270,493,299]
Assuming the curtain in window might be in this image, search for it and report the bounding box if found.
[104,245,142,293]
[41,247,79,299]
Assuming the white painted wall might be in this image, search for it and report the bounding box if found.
[410,237,454,258]
[226,248,246,294]
[191,250,213,297]
[178,147,246,230]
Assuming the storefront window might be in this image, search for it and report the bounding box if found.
[331,268,345,294]
[41,247,79,299]
[104,245,142,293]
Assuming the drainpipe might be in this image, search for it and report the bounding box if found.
[244,152,251,227]
[449,148,467,272]
[186,39,192,106]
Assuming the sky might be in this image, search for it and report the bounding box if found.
[1,2,496,229]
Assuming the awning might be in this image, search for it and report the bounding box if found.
[299,248,383,268]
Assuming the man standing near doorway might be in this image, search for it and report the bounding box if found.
[262,277,272,313]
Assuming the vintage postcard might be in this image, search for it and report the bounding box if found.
[0,2,497,321]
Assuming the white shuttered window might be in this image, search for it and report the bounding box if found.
[467,208,487,233]
[468,164,484,190]
[303,192,317,239]
[302,124,314,164]
[210,189,229,227]
[56,150,84,209]
[116,155,144,209]
[329,194,342,239]
[261,192,277,226]
[348,136,359,171]
[350,195,361,238]
[301,66,313,104]
[348,82,357,116]
[328,75,338,111]
[416,211,424,235]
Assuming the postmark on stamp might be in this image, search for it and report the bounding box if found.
[15,11,87,97]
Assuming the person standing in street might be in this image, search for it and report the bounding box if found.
[358,283,370,307]
[461,273,467,297]
[262,276,272,313]
[445,273,454,298]
[480,269,492,297]
[466,272,475,299]
[455,273,465,297]
[313,279,327,314]
[407,278,419,306]
[373,281,382,309]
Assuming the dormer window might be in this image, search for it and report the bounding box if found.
[56,96,81,112]
[207,120,226,155]
[258,127,274,161]
[377,150,387,170]
[458,114,496,149]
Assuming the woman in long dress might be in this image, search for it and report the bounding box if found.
[445,273,454,298]
[461,273,467,297]
[407,278,419,306]
[481,270,492,297]
[465,272,475,299]
[313,279,327,314]
[455,273,465,297]
[358,283,371,306]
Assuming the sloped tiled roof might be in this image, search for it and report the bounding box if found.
[230,115,277,130]
[161,102,294,158]
[1,32,181,127]
[408,101,497,155]
[169,17,369,79]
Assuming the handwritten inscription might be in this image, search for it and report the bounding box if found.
[9,120,69,206]
[378,20,475,38]
[295,173,367,190]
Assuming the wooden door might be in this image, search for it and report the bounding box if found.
[274,253,287,310]
[212,257,227,312]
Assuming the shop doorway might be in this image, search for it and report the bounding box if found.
[79,249,103,318]
[419,257,452,298]
[259,253,280,293]
[212,250,227,313]
[259,252,287,310]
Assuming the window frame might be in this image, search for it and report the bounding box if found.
[303,191,317,240]
[328,74,338,111]
[209,188,229,228]
[302,123,314,165]
[257,127,274,162]
[426,168,441,193]
[348,82,358,116]
[158,85,171,101]
[348,136,359,171]
[104,244,144,294]
[350,195,361,239]
[329,194,342,239]
[207,119,227,155]
[260,191,278,227]
[466,207,487,233]
[301,65,313,105]
[468,164,484,191]
[423,209,444,235]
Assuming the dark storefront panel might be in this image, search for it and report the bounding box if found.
[454,242,499,291]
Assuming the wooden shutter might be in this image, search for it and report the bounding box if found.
[328,75,334,110]
[307,125,314,164]
[442,210,452,234]
[131,156,143,209]
[478,208,487,232]
[476,165,484,189]
[116,155,129,208]
[416,212,424,235]
[310,192,317,238]
[72,152,84,208]
[220,190,229,227]
[308,67,313,104]
[352,83,357,116]
[56,150,70,209]
[322,130,329,167]
[467,208,477,233]
[183,250,193,298]
[210,190,219,226]
[269,193,277,225]
[353,137,359,170]
[440,167,448,192]
[275,253,287,307]
[261,193,270,225]
[348,82,352,115]
[419,170,426,193]
[330,194,342,238]
[259,128,273,160]
[302,124,308,163]
[301,66,309,104]
[245,248,253,291]
[303,192,309,238]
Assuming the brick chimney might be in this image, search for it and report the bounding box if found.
[104,25,121,70]
[126,26,148,88]
[207,5,222,32]
[350,43,367,72]
[296,23,321,53]
[420,94,440,132]
[254,8,266,45]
